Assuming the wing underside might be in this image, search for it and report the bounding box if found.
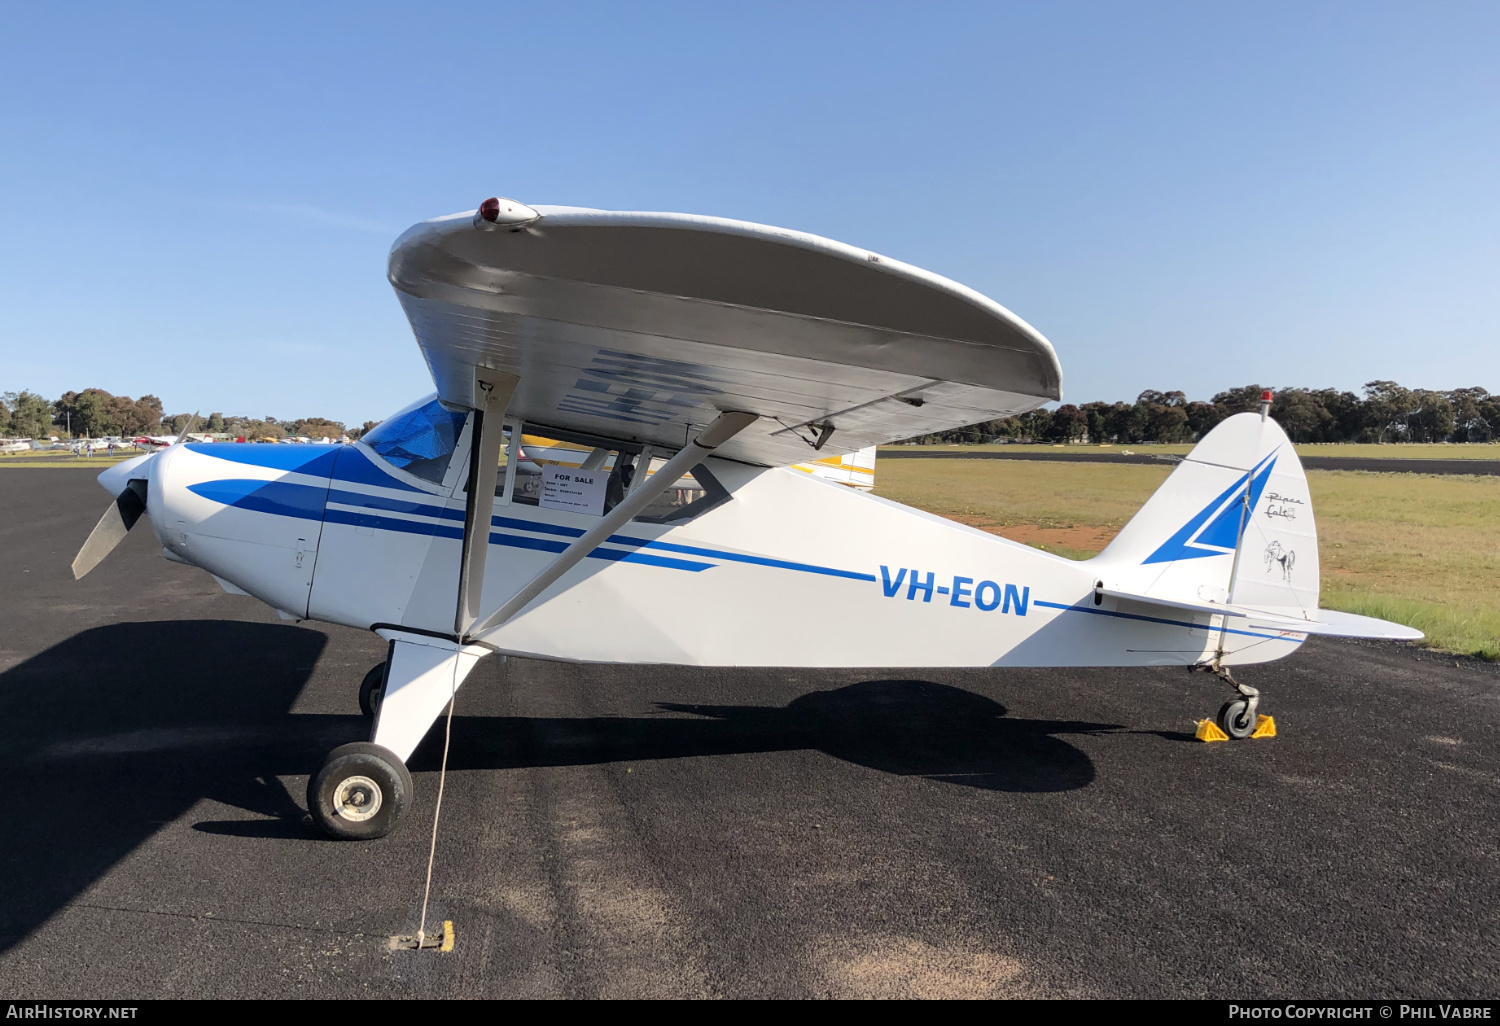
[389,205,1062,467]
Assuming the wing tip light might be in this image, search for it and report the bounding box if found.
[475,197,540,230]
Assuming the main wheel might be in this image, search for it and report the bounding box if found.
[359,663,388,719]
[308,742,412,840]
[1216,699,1256,740]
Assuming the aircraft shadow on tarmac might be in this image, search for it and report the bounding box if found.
[0,620,1116,953]
[0,620,332,952]
[430,679,1119,794]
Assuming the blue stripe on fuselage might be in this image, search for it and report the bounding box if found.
[188,479,328,520]
[191,443,429,493]
[318,507,714,571]
[327,488,462,520]
[186,443,343,476]
[191,458,875,582]
[326,492,877,582]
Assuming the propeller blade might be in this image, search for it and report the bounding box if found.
[174,411,200,445]
[71,480,147,580]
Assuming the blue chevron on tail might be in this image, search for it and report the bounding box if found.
[1142,449,1280,564]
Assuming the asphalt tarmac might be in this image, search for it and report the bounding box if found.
[881,449,1500,475]
[2,469,1495,999]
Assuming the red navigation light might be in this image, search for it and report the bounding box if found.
[1261,390,1274,402]
[478,197,501,223]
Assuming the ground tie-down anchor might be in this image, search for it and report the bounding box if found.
[1192,663,1276,741]
[388,920,455,952]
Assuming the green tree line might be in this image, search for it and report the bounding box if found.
[911,382,1500,445]
[10,382,1497,447]
[0,387,371,441]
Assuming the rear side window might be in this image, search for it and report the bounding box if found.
[362,396,468,485]
[632,460,727,523]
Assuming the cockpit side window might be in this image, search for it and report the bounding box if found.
[361,395,468,485]
[499,423,729,523]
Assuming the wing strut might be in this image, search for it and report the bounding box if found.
[455,368,520,635]
[466,411,757,640]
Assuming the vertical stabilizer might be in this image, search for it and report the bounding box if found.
[1090,413,1319,618]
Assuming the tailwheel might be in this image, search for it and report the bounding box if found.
[308,742,411,840]
[1216,698,1257,740]
[1194,664,1273,741]
[359,662,388,719]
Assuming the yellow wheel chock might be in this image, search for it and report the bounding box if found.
[1196,715,1276,742]
[1196,719,1230,742]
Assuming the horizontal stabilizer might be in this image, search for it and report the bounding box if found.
[1099,588,1422,641]
[1237,607,1424,641]
[1100,586,1245,618]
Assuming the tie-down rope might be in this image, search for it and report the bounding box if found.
[414,646,461,948]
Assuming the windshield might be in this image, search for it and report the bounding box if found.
[361,394,468,485]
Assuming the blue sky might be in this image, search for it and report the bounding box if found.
[1,2,1496,426]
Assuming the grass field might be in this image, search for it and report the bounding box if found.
[0,452,141,468]
[881,442,1500,460]
[873,460,1500,660]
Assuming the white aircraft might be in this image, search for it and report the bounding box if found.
[73,198,1420,840]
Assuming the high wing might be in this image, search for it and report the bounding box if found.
[388,201,1062,467]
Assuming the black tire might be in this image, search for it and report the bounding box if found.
[1217,699,1256,740]
[359,662,388,720]
[307,742,412,840]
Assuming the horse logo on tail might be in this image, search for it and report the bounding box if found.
[1264,541,1295,581]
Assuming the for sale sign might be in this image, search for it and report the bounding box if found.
[540,465,608,515]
